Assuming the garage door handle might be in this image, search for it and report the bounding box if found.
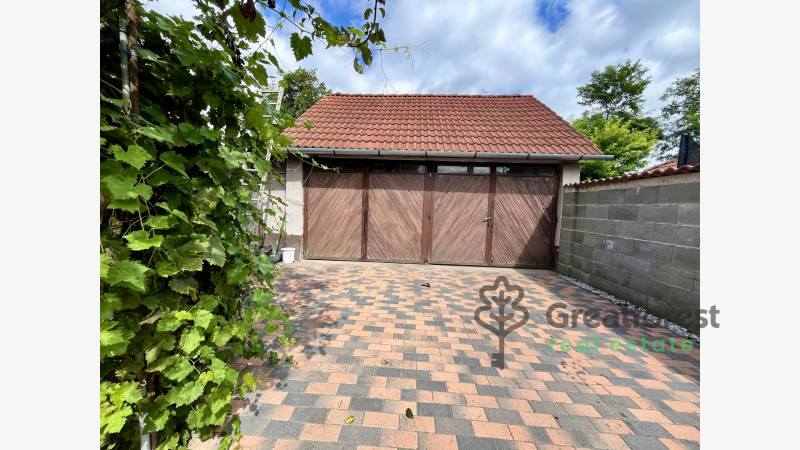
[482,217,492,223]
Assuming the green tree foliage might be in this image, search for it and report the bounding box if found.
[99,1,387,448]
[572,115,658,181]
[574,59,662,179]
[276,68,332,119]
[656,68,700,160]
[576,59,652,121]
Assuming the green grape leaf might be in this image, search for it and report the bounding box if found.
[114,144,153,169]
[290,33,313,61]
[106,259,150,292]
[124,230,164,251]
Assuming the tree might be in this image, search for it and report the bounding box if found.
[276,68,332,118]
[100,1,388,448]
[577,59,652,121]
[572,114,658,181]
[656,68,700,160]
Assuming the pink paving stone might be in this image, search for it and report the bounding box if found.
[300,424,341,443]
[472,421,513,440]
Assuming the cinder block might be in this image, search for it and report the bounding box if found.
[557,251,572,266]
[583,233,605,248]
[617,254,651,276]
[623,185,659,204]
[677,204,700,225]
[571,266,590,283]
[591,263,631,286]
[637,205,678,223]
[594,219,621,236]
[577,190,598,205]
[561,217,576,229]
[629,275,669,300]
[658,182,700,204]
[573,243,593,259]
[563,191,577,205]
[587,274,624,298]
[572,231,585,244]
[575,205,587,218]
[574,218,596,232]
[620,222,654,240]
[608,204,638,221]
[648,262,696,291]
[586,204,610,219]
[640,297,680,326]
[633,240,674,263]
[672,246,700,271]
[653,224,700,247]
[592,248,618,266]
[597,188,625,204]
[600,236,634,255]
[667,286,700,312]
[556,264,572,276]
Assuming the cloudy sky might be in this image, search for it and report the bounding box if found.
[148,0,699,121]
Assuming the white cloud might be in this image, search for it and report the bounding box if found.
[145,0,699,121]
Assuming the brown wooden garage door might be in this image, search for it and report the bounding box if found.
[367,164,426,262]
[304,162,559,268]
[304,165,364,260]
[490,166,559,267]
[429,166,491,265]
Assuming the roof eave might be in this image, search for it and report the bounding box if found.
[291,147,611,161]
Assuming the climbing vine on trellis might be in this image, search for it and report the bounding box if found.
[99,1,388,448]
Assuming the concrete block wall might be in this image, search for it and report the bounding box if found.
[557,172,700,332]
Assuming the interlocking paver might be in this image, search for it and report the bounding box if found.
[192,260,699,448]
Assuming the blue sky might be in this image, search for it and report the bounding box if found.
[148,0,699,122]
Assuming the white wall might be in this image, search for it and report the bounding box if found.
[555,163,580,244]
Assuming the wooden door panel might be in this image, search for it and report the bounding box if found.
[490,176,558,267]
[306,171,363,259]
[430,174,490,264]
[367,173,425,262]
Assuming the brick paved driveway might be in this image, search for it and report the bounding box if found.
[213,260,699,449]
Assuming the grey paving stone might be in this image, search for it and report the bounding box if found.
[625,420,672,438]
[436,418,475,436]
[337,425,380,446]
[289,407,329,424]
[418,402,453,418]
[476,385,510,398]
[238,415,268,435]
[260,420,304,439]
[349,397,384,412]
[528,401,568,416]
[274,380,310,392]
[337,384,370,397]
[621,434,670,449]
[485,408,524,425]
[416,380,447,392]
[283,393,319,407]
[456,436,499,450]
[553,415,598,432]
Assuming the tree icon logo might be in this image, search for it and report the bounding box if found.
[474,276,529,369]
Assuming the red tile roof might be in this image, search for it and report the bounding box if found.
[283,94,602,155]
[566,161,699,187]
[642,159,678,173]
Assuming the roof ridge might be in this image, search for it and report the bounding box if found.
[328,93,531,98]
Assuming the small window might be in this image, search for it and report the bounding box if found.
[317,161,363,172]
[496,166,556,177]
[371,164,426,174]
[436,165,490,175]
